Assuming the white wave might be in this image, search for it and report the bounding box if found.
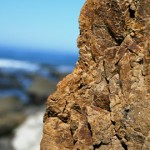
[0,59,40,72]
[12,110,44,150]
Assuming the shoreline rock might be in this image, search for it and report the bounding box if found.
[0,97,25,136]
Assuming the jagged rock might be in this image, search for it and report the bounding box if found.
[41,0,150,149]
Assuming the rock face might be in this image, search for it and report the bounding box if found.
[41,0,150,149]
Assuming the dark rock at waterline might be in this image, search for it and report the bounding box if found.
[0,97,25,136]
[0,64,70,105]
[0,113,25,136]
[27,75,56,104]
[0,135,13,150]
[0,74,21,89]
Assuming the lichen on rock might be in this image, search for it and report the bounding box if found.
[41,0,150,149]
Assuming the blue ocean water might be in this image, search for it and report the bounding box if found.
[0,47,79,103]
[0,47,79,66]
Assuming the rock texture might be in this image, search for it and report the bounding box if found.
[41,0,150,149]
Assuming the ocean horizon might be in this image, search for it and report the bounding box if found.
[0,46,79,66]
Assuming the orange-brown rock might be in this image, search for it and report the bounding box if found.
[41,0,150,149]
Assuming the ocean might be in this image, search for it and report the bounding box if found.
[0,47,78,66]
[0,48,79,103]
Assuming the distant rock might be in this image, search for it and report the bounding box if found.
[0,135,13,150]
[0,97,25,136]
[27,75,56,104]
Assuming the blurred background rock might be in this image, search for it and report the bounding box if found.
[0,50,78,150]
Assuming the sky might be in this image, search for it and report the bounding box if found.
[0,0,85,53]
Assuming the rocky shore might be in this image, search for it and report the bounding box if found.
[0,61,71,150]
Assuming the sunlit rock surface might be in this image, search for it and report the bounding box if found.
[41,0,150,149]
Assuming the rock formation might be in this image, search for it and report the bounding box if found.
[41,0,150,149]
